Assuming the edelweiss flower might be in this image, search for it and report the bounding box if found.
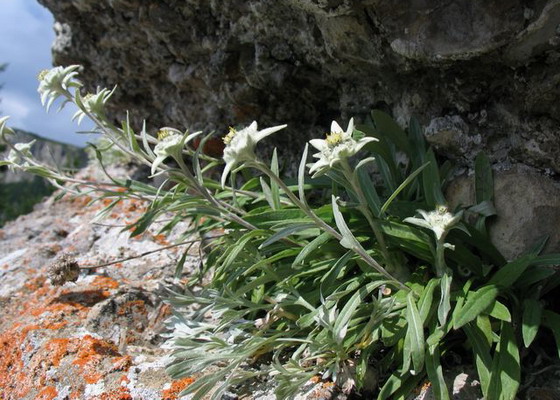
[404,205,463,241]
[308,118,376,177]
[150,128,201,175]
[73,87,116,124]
[221,121,287,187]
[5,141,36,171]
[37,65,82,111]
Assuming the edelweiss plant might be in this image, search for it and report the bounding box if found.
[2,66,560,400]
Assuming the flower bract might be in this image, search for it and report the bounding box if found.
[150,128,201,175]
[308,118,376,177]
[37,65,82,111]
[221,121,287,187]
[73,86,116,124]
[404,205,463,241]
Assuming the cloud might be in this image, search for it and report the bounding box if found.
[1,91,32,125]
[0,0,88,147]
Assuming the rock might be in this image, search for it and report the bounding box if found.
[425,115,482,164]
[0,163,354,399]
[0,163,198,399]
[36,0,560,173]
[446,164,560,259]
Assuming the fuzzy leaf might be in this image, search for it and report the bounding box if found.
[488,255,534,287]
[405,291,425,375]
[542,310,560,358]
[426,345,450,400]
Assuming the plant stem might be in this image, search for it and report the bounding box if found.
[339,159,404,278]
[254,162,342,241]
[254,161,408,291]
[435,238,446,278]
[79,238,207,269]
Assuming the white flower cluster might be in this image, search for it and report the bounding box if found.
[218,118,376,186]
[37,65,82,111]
[220,121,287,187]
[308,118,376,177]
[404,206,463,241]
[151,128,202,175]
[73,87,116,124]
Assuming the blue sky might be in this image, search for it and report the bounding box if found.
[0,0,89,146]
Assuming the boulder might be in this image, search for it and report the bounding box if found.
[37,0,560,171]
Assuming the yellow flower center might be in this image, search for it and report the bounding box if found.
[325,132,343,147]
[436,205,449,215]
[82,93,94,102]
[37,69,49,81]
[157,129,172,141]
[223,126,237,145]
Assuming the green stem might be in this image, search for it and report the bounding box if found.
[254,161,408,291]
[435,238,446,278]
[254,162,342,241]
[174,156,263,233]
[339,159,403,278]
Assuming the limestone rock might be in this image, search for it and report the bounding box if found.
[447,164,560,259]
[37,0,560,172]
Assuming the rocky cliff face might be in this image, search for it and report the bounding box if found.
[39,0,560,172]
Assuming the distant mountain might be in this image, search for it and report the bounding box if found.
[0,129,88,226]
[0,129,87,184]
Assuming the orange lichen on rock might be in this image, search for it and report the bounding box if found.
[110,355,132,372]
[91,386,133,400]
[117,300,147,316]
[45,338,71,367]
[153,233,169,245]
[35,386,58,400]
[72,335,121,384]
[91,275,120,290]
[0,326,32,399]
[162,377,196,400]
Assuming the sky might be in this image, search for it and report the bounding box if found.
[0,0,89,147]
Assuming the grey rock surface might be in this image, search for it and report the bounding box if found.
[37,0,560,171]
[447,164,560,259]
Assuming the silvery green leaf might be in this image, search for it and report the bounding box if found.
[405,291,424,374]
[270,148,281,210]
[438,272,452,326]
[298,144,309,204]
[140,120,156,158]
[331,195,359,250]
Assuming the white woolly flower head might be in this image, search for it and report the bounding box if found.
[404,205,463,241]
[73,86,116,124]
[37,65,82,111]
[150,128,202,175]
[5,140,36,172]
[221,121,287,187]
[308,118,376,178]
